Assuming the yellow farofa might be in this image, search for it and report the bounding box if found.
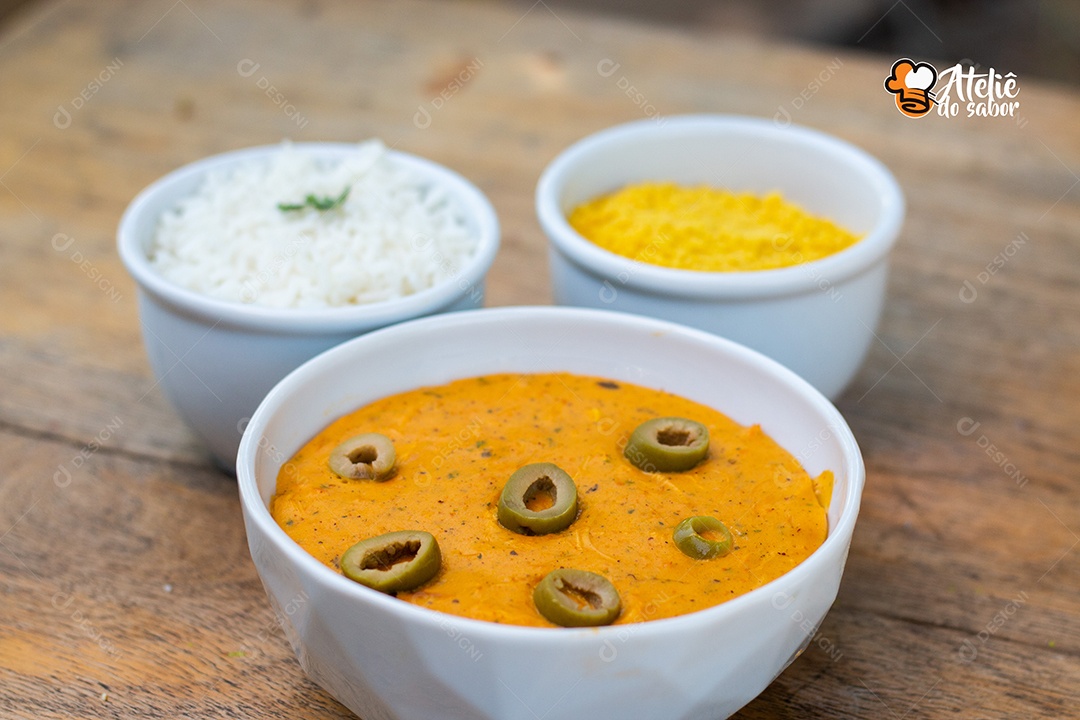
[568,182,860,272]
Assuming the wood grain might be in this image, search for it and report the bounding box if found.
[1,0,1078,717]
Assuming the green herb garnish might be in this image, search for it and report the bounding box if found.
[278,185,351,213]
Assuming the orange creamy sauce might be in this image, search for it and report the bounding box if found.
[271,373,832,627]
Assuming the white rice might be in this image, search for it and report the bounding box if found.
[149,140,477,308]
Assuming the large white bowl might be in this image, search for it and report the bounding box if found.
[237,306,865,720]
[536,115,904,399]
[118,143,500,466]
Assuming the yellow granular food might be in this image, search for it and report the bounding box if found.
[568,182,861,272]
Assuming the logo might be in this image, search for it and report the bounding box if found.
[886,59,1021,120]
[884,59,937,117]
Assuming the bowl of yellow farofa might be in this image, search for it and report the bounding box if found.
[537,115,904,399]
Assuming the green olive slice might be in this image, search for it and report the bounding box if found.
[533,568,621,627]
[624,417,709,472]
[497,463,579,535]
[673,516,733,559]
[329,433,396,480]
[340,530,441,593]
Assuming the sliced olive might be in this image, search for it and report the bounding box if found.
[673,516,733,559]
[624,417,709,472]
[340,530,441,593]
[533,568,621,627]
[329,433,396,480]
[497,463,578,535]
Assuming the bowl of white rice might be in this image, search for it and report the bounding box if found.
[118,140,500,468]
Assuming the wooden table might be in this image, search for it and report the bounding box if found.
[2,1,1077,717]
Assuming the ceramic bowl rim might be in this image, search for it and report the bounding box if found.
[118,142,500,333]
[535,114,904,300]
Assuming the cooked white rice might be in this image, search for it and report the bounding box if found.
[149,140,477,308]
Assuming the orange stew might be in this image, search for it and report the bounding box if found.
[271,373,832,627]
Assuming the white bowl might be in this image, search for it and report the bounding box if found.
[536,115,904,399]
[118,143,500,466]
[237,306,864,720]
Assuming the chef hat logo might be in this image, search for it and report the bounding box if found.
[885,59,937,118]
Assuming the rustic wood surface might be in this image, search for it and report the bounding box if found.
[1,0,1078,717]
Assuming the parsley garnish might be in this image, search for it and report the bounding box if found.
[278,185,351,213]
